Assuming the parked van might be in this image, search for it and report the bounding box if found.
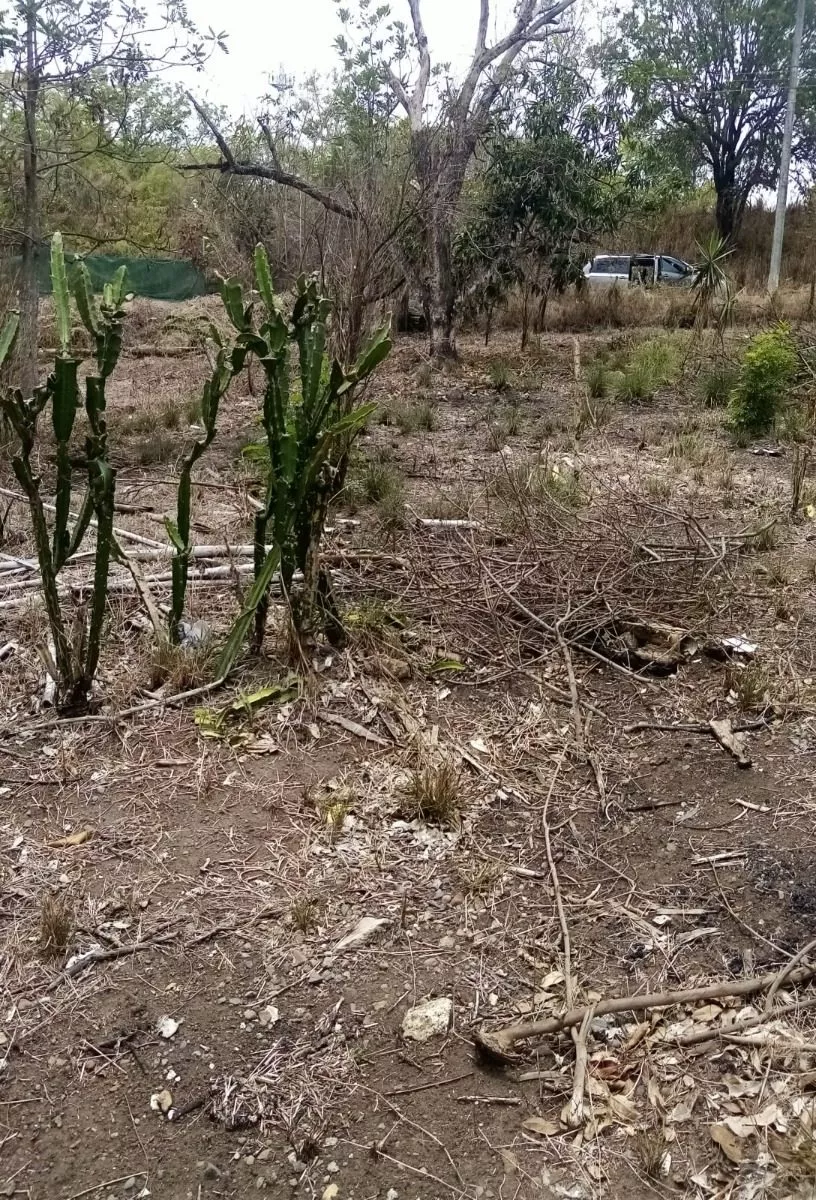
[583,254,696,289]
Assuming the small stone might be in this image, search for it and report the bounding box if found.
[199,1161,220,1181]
[324,1137,338,1148]
[243,1009,257,1021]
[122,1179,138,1192]
[53,1115,63,1128]
[401,997,452,1042]
[258,1005,279,1028]
[15,998,31,1013]
[322,1187,339,1200]
[326,1161,339,1175]
[438,935,456,950]
[244,1155,256,1166]
[386,1190,399,1200]
[257,1149,272,1162]
[256,1178,265,1190]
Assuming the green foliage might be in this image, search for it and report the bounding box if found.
[728,324,797,435]
[488,360,511,391]
[602,0,816,239]
[456,65,625,331]
[0,234,128,711]
[611,336,682,403]
[166,321,246,642]
[690,234,735,335]
[585,360,611,399]
[215,246,392,675]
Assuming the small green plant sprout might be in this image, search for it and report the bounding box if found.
[0,233,130,710]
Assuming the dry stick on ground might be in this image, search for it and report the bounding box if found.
[0,485,165,549]
[541,761,587,1128]
[473,965,816,1060]
[624,718,772,735]
[555,619,607,810]
[765,936,816,1012]
[677,994,816,1048]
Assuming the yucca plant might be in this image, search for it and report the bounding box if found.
[0,233,128,710]
[691,234,736,338]
[216,246,391,675]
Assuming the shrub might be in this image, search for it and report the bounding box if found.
[728,324,797,435]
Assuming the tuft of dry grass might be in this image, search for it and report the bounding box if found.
[725,662,773,712]
[149,640,217,692]
[633,1129,670,1179]
[134,430,177,467]
[39,892,73,959]
[290,896,321,933]
[404,759,461,827]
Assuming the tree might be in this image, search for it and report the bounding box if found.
[602,0,816,243]
[457,63,623,346]
[0,1,220,393]
[186,0,577,359]
[186,11,411,361]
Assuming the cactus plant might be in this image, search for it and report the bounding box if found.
[0,234,129,710]
[166,324,247,642]
[216,247,391,676]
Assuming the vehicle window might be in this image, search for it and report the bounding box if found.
[660,257,684,276]
[593,256,629,274]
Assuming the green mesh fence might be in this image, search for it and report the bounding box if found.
[10,251,211,301]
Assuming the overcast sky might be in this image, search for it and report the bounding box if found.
[186,0,591,112]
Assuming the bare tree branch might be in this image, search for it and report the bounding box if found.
[183,95,357,221]
[406,0,431,128]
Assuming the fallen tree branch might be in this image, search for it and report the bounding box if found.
[473,965,816,1061]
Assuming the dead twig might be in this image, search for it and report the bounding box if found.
[474,965,816,1060]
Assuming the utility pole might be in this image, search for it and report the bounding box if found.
[768,0,807,293]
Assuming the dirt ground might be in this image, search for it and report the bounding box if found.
[2,313,816,1200]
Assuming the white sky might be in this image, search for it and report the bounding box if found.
[185,0,589,112]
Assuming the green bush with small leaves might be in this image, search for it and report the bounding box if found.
[728,324,797,435]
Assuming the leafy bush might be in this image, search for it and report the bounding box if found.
[728,324,797,435]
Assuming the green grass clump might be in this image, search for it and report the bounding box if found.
[696,363,739,409]
[487,359,511,391]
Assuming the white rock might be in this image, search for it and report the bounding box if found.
[401,997,452,1042]
[259,1005,279,1028]
[334,916,389,952]
[156,1015,180,1039]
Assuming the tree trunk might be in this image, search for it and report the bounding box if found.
[18,4,40,398]
[428,202,457,358]
[713,173,745,244]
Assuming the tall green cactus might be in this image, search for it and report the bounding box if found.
[0,234,128,710]
[216,246,391,677]
[166,323,247,642]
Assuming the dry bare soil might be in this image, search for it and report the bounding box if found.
[2,311,816,1200]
